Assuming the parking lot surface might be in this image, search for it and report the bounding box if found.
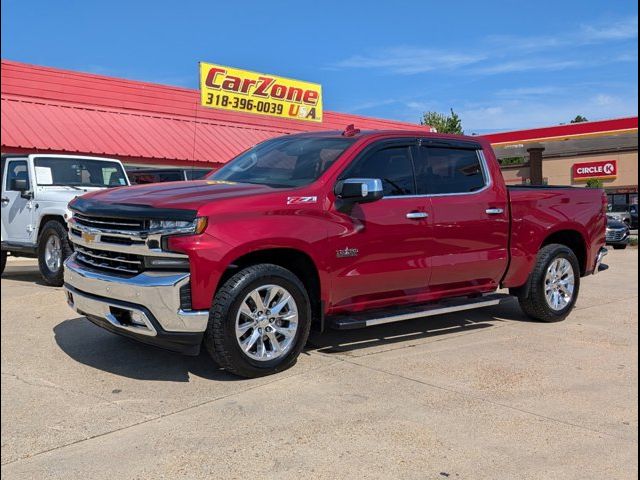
[1,249,637,479]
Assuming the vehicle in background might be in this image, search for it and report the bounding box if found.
[607,204,637,228]
[1,154,129,285]
[127,168,213,185]
[63,129,607,378]
[630,204,638,229]
[605,215,631,249]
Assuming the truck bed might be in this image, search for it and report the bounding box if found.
[502,186,607,288]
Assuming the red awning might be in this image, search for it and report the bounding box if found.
[482,117,638,146]
[1,60,430,165]
[1,95,285,163]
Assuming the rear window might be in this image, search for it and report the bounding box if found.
[186,169,212,180]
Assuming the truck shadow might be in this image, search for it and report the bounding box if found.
[2,263,49,286]
[53,318,239,382]
[307,298,534,355]
[53,299,533,382]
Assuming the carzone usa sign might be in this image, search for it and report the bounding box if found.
[199,62,322,122]
[572,160,617,181]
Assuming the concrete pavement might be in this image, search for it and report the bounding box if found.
[1,249,637,479]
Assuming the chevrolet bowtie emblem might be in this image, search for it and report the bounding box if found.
[82,232,97,243]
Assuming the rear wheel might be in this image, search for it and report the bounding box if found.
[1,251,7,275]
[38,220,72,287]
[204,264,311,378]
[517,244,580,323]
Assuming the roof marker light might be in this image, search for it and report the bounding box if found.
[342,124,360,137]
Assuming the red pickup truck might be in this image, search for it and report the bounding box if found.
[63,128,608,378]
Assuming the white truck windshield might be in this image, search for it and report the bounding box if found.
[34,158,128,188]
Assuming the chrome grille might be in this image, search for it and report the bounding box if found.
[73,212,146,232]
[75,245,143,275]
[606,229,627,241]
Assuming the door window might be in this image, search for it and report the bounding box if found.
[343,146,416,196]
[5,160,30,191]
[416,147,486,195]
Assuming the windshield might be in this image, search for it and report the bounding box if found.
[34,158,128,188]
[210,137,355,188]
[609,204,630,213]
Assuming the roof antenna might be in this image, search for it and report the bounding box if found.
[342,124,360,137]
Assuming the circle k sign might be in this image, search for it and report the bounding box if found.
[572,160,618,181]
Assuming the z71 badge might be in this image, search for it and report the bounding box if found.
[287,196,318,205]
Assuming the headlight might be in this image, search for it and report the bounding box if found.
[149,219,192,230]
[148,217,208,235]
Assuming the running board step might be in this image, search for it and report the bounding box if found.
[327,293,512,330]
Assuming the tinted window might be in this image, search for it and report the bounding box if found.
[213,137,354,188]
[186,169,212,180]
[5,160,30,191]
[416,147,485,194]
[129,171,186,184]
[157,172,184,182]
[344,146,415,196]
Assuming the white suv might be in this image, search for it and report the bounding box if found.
[1,154,129,285]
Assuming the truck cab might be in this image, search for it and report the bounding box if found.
[1,154,129,285]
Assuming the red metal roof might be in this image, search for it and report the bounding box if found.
[482,116,638,146]
[1,60,429,165]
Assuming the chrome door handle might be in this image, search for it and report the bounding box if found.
[1,197,9,206]
[486,208,504,215]
[406,212,429,220]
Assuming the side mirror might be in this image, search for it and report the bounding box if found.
[334,178,384,204]
[11,178,29,192]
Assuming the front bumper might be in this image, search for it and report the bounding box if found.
[605,231,630,246]
[63,255,209,355]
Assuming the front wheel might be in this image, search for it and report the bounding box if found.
[1,251,7,275]
[38,220,73,287]
[204,264,312,378]
[612,244,628,250]
[517,243,580,323]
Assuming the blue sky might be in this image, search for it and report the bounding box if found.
[1,0,637,132]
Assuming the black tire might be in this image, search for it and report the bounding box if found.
[37,220,73,287]
[204,264,312,378]
[1,251,7,275]
[517,243,581,323]
[612,244,627,250]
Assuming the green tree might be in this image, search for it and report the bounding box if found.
[570,115,588,123]
[421,109,463,134]
[585,178,604,188]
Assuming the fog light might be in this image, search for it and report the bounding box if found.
[130,311,147,327]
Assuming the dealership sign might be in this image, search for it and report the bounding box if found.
[572,160,617,181]
[199,62,322,122]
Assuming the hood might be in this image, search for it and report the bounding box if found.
[606,217,628,229]
[79,180,279,210]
